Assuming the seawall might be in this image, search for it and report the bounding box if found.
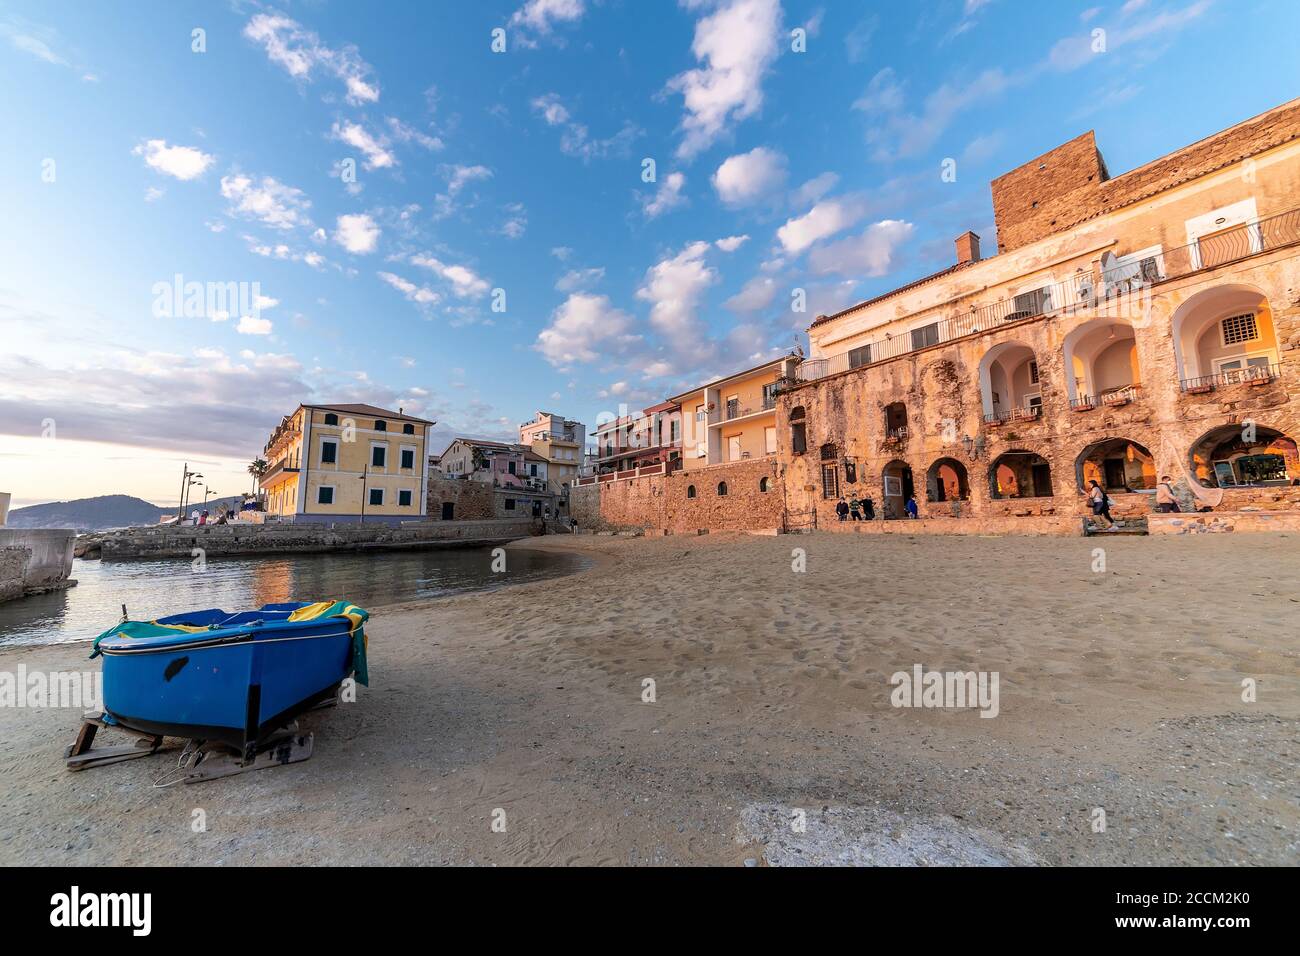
[0,529,77,602]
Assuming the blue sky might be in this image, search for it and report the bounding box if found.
[1,0,1297,508]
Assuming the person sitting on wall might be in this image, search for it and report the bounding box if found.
[862,496,876,521]
[835,498,849,521]
[905,496,919,519]
[848,496,862,521]
[1155,475,1181,513]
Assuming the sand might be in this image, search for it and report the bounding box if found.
[0,531,1296,866]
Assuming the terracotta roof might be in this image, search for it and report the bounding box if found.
[305,402,435,425]
[809,261,975,329]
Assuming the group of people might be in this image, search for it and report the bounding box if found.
[1088,474,1190,531]
[835,495,918,521]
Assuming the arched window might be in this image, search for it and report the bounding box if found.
[374,420,387,432]
[989,450,1054,499]
[403,423,415,435]
[323,413,339,426]
[759,476,769,492]
[790,406,807,455]
[686,485,697,499]
[717,481,728,496]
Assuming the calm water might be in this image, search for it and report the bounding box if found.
[0,547,590,648]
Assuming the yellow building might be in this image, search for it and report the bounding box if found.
[518,411,586,494]
[668,355,800,466]
[261,403,435,523]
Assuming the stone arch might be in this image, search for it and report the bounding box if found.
[979,340,1041,419]
[1074,437,1156,493]
[989,449,1054,499]
[881,458,915,518]
[1062,318,1142,404]
[1188,423,1299,487]
[926,457,970,502]
[1169,283,1279,384]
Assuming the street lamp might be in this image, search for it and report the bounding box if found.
[176,464,204,521]
[358,465,369,525]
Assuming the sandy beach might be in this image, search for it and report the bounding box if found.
[1,531,1296,866]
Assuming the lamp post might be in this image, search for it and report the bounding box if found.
[176,465,204,521]
[359,465,368,525]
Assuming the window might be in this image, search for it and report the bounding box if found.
[317,486,335,505]
[323,413,338,426]
[759,477,770,493]
[504,498,516,510]
[371,445,387,468]
[508,461,517,475]
[400,448,416,469]
[726,395,740,419]
[717,481,728,496]
[368,488,384,506]
[530,464,538,477]
[762,382,777,408]
[403,423,415,435]
[320,440,338,464]
[910,322,939,350]
[687,485,696,499]
[1029,360,1040,384]
[765,425,777,455]
[848,344,872,369]
[821,463,839,499]
[790,406,807,455]
[1012,287,1050,317]
[670,419,679,442]
[1221,313,1259,346]
[374,420,387,432]
[820,442,837,461]
[398,489,412,507]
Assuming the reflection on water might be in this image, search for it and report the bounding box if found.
[0,547,590,648]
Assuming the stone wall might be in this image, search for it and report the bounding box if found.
[570,458,784,533]
[1149,510,1300,534]
[426,476,495,521]
[0,529,75,591]
[0,546,30,603]
[95,519,535,561]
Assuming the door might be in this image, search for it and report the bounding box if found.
[441,502,454,520]
[728,435,742,461]
[1103,459,1126,490]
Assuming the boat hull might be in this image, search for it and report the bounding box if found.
[100,623,355,755]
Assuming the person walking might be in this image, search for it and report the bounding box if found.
[1089,479,1119,530]
[905,495,919,519]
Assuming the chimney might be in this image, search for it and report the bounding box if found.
[955,231,981,265]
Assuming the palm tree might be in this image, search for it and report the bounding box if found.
[247,458,268,497]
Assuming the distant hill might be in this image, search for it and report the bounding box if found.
[5,494,247,531]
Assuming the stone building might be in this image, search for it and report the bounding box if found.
[573,97,1300,535]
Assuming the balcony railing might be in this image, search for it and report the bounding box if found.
[983,405,1042,426]
[725,396,777,420]
[1179,363,1281,393]
[796,206,1300,386]
[1072,384,1142,410]
[260,453,301,484]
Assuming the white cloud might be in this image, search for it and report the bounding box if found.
[777,198,866,254]
[221,173,313,230]
[500,203,527,239]
[509,0,586,34]
[411,255,490,298]
[536,293,638,366]
[378,271,440,306]
[724,275,777,313]
[243,13,379,104]
[715,235,749,252]
[531,93,640,161]
[133,139,215,181]
[636,241,717,339]
[333,213,381,254]
[642,171,687,219]
[331,121,396,170]
[386,116,443,151]
[792,171,839,207]
[808,219,914,277]
[555,267,605,292]
[237,315,273,336]
[667,0,782,159]
[712,146,787,206]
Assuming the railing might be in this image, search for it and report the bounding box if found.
[796,206,1300,386]
[260,453,301,484]
[1179,363,1281,393]
[983,405,1042,426]
[884,425,909,442]
[573,461,667,486]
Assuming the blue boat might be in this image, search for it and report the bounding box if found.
[90,601,369,760]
